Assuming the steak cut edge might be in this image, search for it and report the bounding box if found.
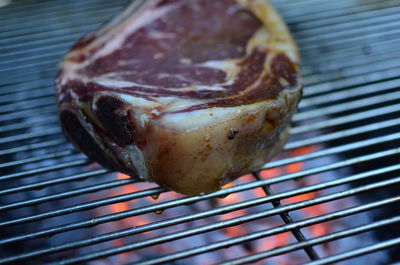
[56,0,302,195]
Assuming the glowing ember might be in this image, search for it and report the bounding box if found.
[88,144,355,264]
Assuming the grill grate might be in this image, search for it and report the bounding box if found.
[1,0,400,264]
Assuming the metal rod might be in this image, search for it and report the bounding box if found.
[0,127,61,145]
[0,106,56,123]
[303,44,400,74]
[295,8,400,39]
[286,117,400,150]
[0,86,53,103]
[0,168,110,197]
[277,131,400,168]
[44,177,400,265]
[0,139,65,156]
[221,216,400,265]
[0,185,165,228]
[0,150,74,169]
[304,237,400,265]
[303,67,400,98]
[277,0,400,25]
[2,130,400,223]
[4,165,399,263]
[286,132,400,167]
[0,1,399,264]
[0,8,119,38]
[0,118,58,134]
[0,1,124,26]
[0,96,55,114]
[0,179,131,212]
[0,159,90,182]
[1,67,54,86]
[301,39,400,71]
[297,82,400,121]
[298,19,400,47]
[0,0,111,16]
[0,79,53,95]
[253,172,320,261]
[138,198,400,265]
[304,56,400,86]
[303,38,400,67]
[3,9,398,71]
[0,148,398,248]
[283,0,400,28]
[291,103,400,135]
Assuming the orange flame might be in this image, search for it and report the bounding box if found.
[99,144,333,264]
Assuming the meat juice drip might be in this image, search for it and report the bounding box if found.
[151,193,160,200]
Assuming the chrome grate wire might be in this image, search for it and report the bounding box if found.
[0,0,400,264]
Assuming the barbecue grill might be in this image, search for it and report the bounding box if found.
[1,0,400,264]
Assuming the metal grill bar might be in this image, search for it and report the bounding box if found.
[0,115,395,174]
[303,51,400,82]
[0,169,110,196]
[304,237,400,265]
[282,1,400,27]
[2,163,398,264]
[286,117,400,150]
[298,21,400,48]
[8,77,400,137]
[0,106,57,123]
[292,104,400,135]
[0,185,164,229]
[0,97,397,165]
[0,0,112,16]
[0,86,53,103]
[1,109,397,180]
[302,39,400,67]
[302,77,400,104]
[0,8,119,37]
[0,0,394,57]
[1,0,399,264]
[221,216,400,265]
[0,159,89,182]
[0,125,397,226]
[1,69,55,86]
[297,87,400,121]
[0,148,398,248]
[139,198,400,265]
[0,79,53,95]
[1,98,397,152]
[0,97,55,114]
[0,150,73,169]
[0,139,64,156]
[44,176,400,265]
[295,10,400,39]
[0,118,58,134]
[0,127,60,145]
[304,58,400,86]
[303,68,400,97]
[2,4,396,62]
[0,179,132,212]
[253,172,320,261]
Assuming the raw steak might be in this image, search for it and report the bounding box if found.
[56,0,302,195]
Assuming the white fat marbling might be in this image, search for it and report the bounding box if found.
[119,94,158,108]
[90,3,180,62]
[161,102,264,131]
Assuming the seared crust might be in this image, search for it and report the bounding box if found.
[57,0,302,195]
